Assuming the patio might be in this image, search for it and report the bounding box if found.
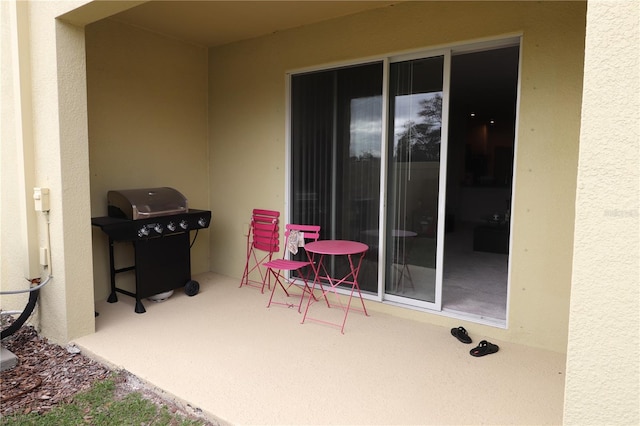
[72,273,565,425]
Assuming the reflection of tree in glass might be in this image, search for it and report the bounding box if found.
[354,151,377,161]
[396,94,442,161]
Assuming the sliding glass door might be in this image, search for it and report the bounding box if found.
[384,55,448,308]
[289,41,519,317]
[289,55,448,305]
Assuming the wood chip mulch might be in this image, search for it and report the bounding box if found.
[1,324,111,417]
[1,322,217,425]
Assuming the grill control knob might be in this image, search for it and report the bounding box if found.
[167,221,176,232]
[197,218,207,227]
[154,224,164,234]
[138,227,150,238]
[179,220,188,230]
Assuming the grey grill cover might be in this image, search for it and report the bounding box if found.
[108,187,188,220]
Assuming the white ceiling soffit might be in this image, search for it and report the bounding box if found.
[109,0,400,47]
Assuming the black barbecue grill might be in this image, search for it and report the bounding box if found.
[91,187,211,313]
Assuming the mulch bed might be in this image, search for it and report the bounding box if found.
[1,324,111,417]
[1,323,216,424]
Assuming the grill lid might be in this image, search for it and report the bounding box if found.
[108,187,188,220]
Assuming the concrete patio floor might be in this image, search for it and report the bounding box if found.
[73,273,566,425]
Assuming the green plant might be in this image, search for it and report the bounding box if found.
[0,375,207,426]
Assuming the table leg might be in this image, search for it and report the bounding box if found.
[339,252,369,332]
[301,254,329,324]
[302,251,368,333]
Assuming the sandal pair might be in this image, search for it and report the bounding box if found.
[451,326,500,357]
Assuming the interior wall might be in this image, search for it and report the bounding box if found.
[208,1,586,352]
[85,19,209,301]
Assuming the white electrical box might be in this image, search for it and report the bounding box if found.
[33,187,50,212]
[39,247,48,266]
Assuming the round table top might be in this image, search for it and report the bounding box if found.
[305,240,368,255]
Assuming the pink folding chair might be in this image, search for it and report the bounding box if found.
[240,209,280,293]
[265,224,323,312]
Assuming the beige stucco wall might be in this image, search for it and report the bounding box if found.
[564,0,640,424]
[1,0,29,314]
[208,1,587,352]
[85,19,210,301]
[1,0,95,344]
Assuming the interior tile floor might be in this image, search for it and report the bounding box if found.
[442,222,509,322]
[74,273,566,425]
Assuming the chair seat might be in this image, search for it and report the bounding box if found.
[264,258,310,271]
[266,223,322,313]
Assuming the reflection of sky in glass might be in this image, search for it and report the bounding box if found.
[394,92,440,145]
[350,96,382,158]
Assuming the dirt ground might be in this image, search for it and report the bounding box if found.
[0,324,215,424]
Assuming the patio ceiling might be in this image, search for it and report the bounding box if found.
[108,0,401,47]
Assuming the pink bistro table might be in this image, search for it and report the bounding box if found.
[301,240,369,333]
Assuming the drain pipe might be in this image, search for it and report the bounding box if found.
[1,276,52,340]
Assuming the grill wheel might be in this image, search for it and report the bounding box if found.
[184,280,200,297]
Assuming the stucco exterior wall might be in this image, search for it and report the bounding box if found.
[1,0,94,344]
[85,19,209,301]
[564,0,640,424]
[1,0,29,313]
[208,1,587,352]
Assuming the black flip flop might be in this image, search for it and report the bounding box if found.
[451,326,472,344]
[470,340,499,357]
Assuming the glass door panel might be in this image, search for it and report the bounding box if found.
[290,63,383,293]
[385,56,445,306]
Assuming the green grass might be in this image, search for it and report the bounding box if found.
[0,375,207,426]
